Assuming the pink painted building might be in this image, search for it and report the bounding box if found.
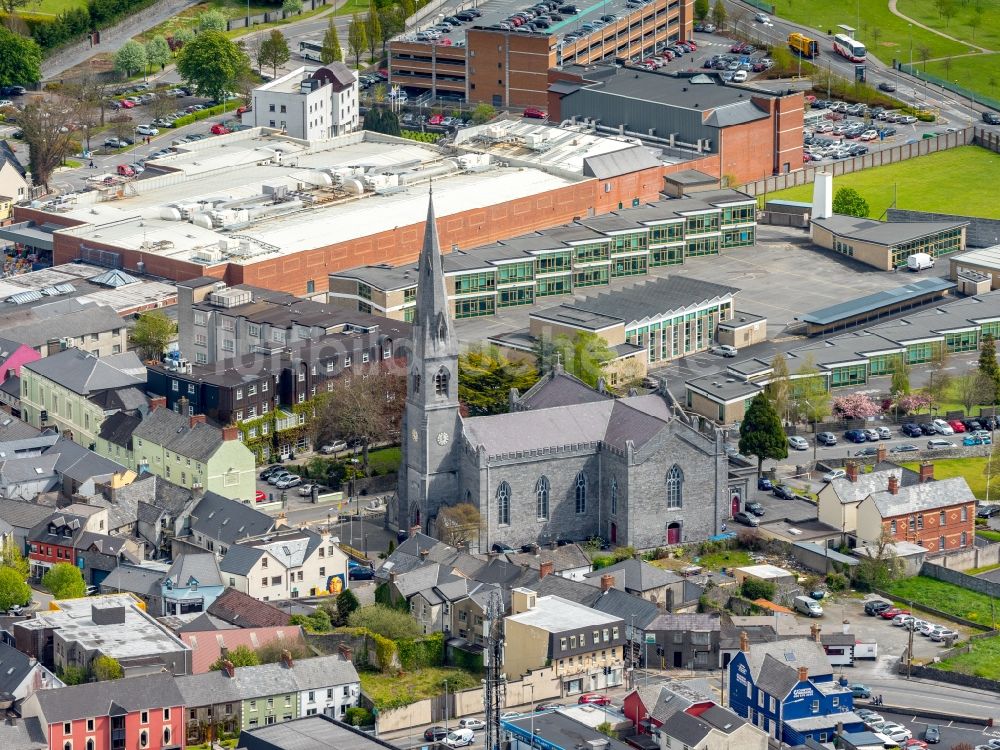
[21,672,185,750]
[0,335,40,379]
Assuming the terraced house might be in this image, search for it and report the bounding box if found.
[328,189,757,322]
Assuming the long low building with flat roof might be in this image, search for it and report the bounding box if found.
[328,189,756,321]
[810,214,968,271]
[11,128,676,297]
[684,288,1000,423]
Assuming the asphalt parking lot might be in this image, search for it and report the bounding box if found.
[869,710,997,748]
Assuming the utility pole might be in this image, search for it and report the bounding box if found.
[483,589,505,750]
[906,599,914,679]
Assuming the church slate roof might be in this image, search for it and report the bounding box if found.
[582,557,683,592]
[514,367,611,411]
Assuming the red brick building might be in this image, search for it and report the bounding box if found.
[856,466,976,553]
[21,672,185,750]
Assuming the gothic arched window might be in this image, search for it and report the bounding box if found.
[434,367,449,396]
[610,477,618,516]
[666,465,684,509]
[412,371,421,394]
[536,476,550,520]
[497,481,511,526]
[575,472,587,514]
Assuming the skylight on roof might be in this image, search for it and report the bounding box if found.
[784,652,796,662]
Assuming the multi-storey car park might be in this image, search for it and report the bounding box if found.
[327,188,757,322]
[389,0,693,107]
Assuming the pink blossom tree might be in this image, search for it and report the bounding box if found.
[832,393,883,420]
[898,393,932,415]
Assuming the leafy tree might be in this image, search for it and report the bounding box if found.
[979,333,1000,404]
[348,12,368,67]
[436,503,480,547]
[740,577,775,601]
[366,6,381,61]
[130,310,176,361]
[92,655,123,681]
[347,604,422,639]
[114,40,147,78]
[765,352,790,422]
[471,103,496,124]
[935,0,957,26]
[145,36,172,73]
[853,530,902,591]
[0,536,29,579]
[0,0,29,16]
[345,706,374,727]
[210,644,260,670]
[832,187,870,218]
[259,30,291,79]
[58,665,88,685]
[956,372,991,413]
[336,588,360,624]
[291,608,331,632]
[177,31,251,106]
[18,97,81,191]
[321,17,343,64]
[0,566,30,611]
[888,355,910,396]
[173,28,196,48]
[109,112,134,141]
[198,10,227,32]
[378,5,405,52]
[694,0,709,21]
[968,10,983,39]
[42,562,86,599]
[738,393,787,476]
[916,44,932,71]
[282,0,303,13]
[362,106,400,135]
[534,332,616,390]
[793,356,830,424]
[400,0,415,17]
[0,27,42,88]
[311,364,404,471]
[458,345,539,416]
[711,0,727,30]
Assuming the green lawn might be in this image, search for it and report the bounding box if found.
[933,635,1000,680]
[366,446,401,476]
[896,0,1000,53]
[921,53,1000,103]
[360,667,479,711]
[978,529,1000,543]
[650,547,754,573]
[901,457,990,499]
[884,576,1000,627]
[23,0,87,16]
[766,146,1000,219]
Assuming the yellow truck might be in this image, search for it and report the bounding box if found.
[788,32,819,58]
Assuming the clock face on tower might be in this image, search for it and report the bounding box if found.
[436,431,450,446]
[410,429,419,443]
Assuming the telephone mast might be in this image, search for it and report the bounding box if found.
[483,588,506,750]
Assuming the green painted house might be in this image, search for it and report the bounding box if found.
[96,402,256,501]
[174,654,361,743]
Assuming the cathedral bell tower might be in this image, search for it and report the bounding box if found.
[397,189,461,532]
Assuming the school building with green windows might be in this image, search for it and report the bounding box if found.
[326,190,757,322]
[684,289,1000,424]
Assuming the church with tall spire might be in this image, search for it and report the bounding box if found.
[393,192,739,551]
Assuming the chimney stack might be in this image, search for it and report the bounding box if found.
[149,396,167,411]
[222,426,239,441]
[539,561,554,579]
[281,650,293,668]
[876,444,887,463]
[739,631,749,653]
[338,644,353,661]
[797,666,809,683]
[887,474,900,495]
[409,525,421,539]
[222,660,235,678]
[920,461,934,483]
[810,624,822,643]
[419,549,429,560]
[600,573,615,592]
[190,414,207,428]
[845,461,858,482]
[842,619,850,636]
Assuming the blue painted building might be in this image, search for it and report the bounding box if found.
[160,552,225,616]
[727,637,864,745]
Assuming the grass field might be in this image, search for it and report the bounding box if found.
[650,547,754,573]
[884,575,1000,627]
[360,667,480,711]
[21,0,86,16]
[765,146,1000,219]
[933,635,1000,680]
[979,529,1000,543]
[922,53,1000,101]
[901,458,989,498]
[896,0,1000,53]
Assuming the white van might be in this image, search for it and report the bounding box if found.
[445,728,475,747]
[793,595,823,617]
[907,253,934,271]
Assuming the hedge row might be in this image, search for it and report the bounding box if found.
[170,103,230,128]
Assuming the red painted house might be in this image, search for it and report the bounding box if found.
[26,512,96,580]
[21,672,185,750]
[623,679,716,736]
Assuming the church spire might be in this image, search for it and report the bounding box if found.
[415,188,456,359]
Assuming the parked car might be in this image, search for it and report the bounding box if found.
[757,476,773,491]
[349,566,374,581]
[210,123,230,135]
[298,483,326,496]
[927,439,956,449]
[319,441,348,454]
[854,446,879,457]
[259,465,283,480]
[772,485,795,500]
[267,471,292,485]
[425,727,449,741]
[578,693,612,705]
[711,344,738,357]
[932,418,954,434]
[733,511,759,527]
[844,429,868,443]
[458,718,486,730]
[731,70,748,83]
[892,613,915,627]
[275,474,301,488]
[116,164,135,177]
[948,419,967,433]
[851,684,871,699]
[444,729,475,747]
[745,501,765,516]
[822,469,846,482]
[901,422,923,437]
[864,599,891,616]
[964,434,992,446]
[863,428,880,441]
[816,432,837,446]
[876,426,892,439]
[930,628,957,642]
[923,725,940,744]
[982,111,1000,125]
[890,443,919,454]
[523,107,547,119]
[788,435,808,451]
[136,124,159,135]
[879,607,910,620]
[977,504,1000,518]
[920,422,939,435]
[535,703,565,711]
[962,419,983,432]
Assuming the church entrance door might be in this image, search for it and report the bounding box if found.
[666,522,681,545]
[610,522,617,544]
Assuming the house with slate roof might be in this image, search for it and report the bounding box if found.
[0,640,63,708]
[582,557,685,609]
[643,613,722,671]
[160,552,225,616]
[179,623,305,673]
[101,403,255,501]
[623,678,717,737]
[21,672,184,750]
[119,473,197,559]
[727,637,862,745]
[0,498,63,551]
[179,492,275,558]
[206,588,293,628]
[99,563,168,612]
[174,653,360,742]
[658,703,766,750]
